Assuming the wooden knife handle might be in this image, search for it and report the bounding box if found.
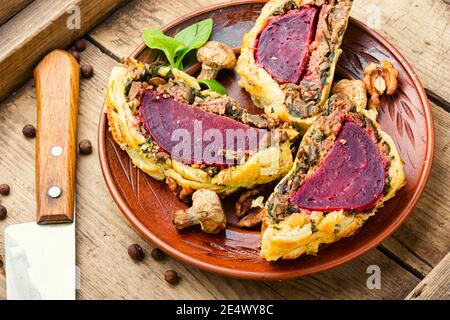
[34,50,79,224]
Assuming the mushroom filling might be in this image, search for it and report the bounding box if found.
[290,121,385,212]
[255,7,320,84]
[139,90,270,166]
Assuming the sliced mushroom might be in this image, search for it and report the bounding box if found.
[238,209,263,228]
[196,41,236,80]
[173,189,226,234]
[148,76,167,87]
[236,189,262,217]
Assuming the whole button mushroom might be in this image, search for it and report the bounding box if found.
[196,41,236,80]
[172,189,226,234]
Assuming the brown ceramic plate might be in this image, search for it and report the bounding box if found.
[98,0,434,280]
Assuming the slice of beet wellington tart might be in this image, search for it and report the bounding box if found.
[237,0,353,131]
[260,94,406,261]
[106,58,295,198]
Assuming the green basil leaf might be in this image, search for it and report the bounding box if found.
[174,18,213,49]
[143,18,213,70]
[143,28,184,67]
[198,79,227,95]
[174,18,213,68]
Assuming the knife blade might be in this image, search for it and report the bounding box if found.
[5,49,79,300]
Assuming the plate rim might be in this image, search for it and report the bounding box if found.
[98,0,435,280]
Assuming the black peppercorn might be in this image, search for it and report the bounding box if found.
[128,244,145,261]
[22,124,36,138]
[80,64,94,78]
[79,139,93,155]
[165,270,180,285]
[151,248,165,261]
[0,205,7,220]
[74,39,87,51]
[68,49,81,62]
[0,184,10,196]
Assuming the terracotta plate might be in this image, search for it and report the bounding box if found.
[98,0,434,280]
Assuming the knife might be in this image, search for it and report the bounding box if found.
[5,50,79,300]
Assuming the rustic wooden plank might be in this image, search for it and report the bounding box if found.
[376,104,450,276]
[0,41,422,300]
[88,0,222,60]
[89,0,450,100]
[0,0,130,102]
[88,0,450,277]
[406,252,450,300]
[351,0,450,100]
[426,89,450,113]
[391,105,450,267]
[0,0,33,25]
[377,237,432,278]
[268,249,419,299]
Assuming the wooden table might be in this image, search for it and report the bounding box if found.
[0,0,449,300]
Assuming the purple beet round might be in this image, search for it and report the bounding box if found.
[290,122,385,212]
[139,91,268,165]
[255,7,319,84]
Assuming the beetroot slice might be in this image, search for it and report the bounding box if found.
[139,91,267,165]
[255,7,319,84]
[290,122,385,212]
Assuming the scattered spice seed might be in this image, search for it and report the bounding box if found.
[128,244,145,261]
[78,139,93,155]
[22,124,36,138]
[164,270,180,285]
[151,248,165,261]
[80,64,94,78]
[74,39,87,51]
[0,205,7,220]
[68,49,81,62]
[0,184,10,196]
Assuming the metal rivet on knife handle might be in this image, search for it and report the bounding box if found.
[51,146,63,157]
[48,186,62,199]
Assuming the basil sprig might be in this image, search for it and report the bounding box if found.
[143,19,227,95]
[143,18,213,70]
